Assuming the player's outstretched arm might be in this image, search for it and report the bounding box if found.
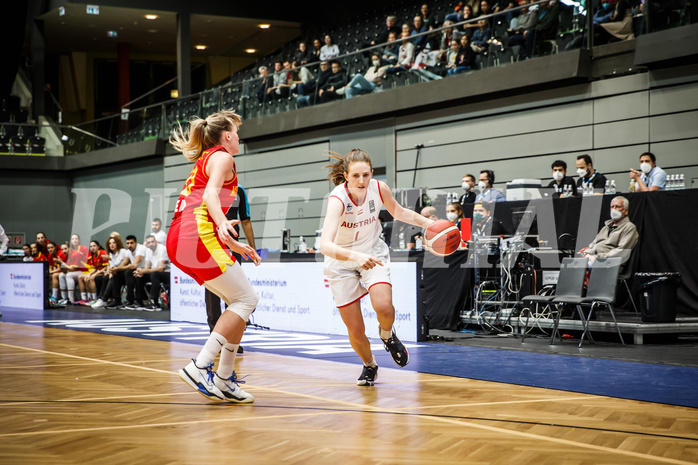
[379,181,434,229]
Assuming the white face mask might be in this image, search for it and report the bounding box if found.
[552,171,564,182]
[640,162,652,174]
[478,181,488,191]
[462,182,471,191]
[610,209,623,221]
[446,212,459,223]
[372,60,381,67]
[576,168,587,178]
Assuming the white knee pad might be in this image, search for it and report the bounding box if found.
[229,292,259,322]
[58,273,67,290]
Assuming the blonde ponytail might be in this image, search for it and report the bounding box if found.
[169,110,242,162]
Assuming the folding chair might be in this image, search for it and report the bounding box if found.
[556,257,624,347]
[520,257,587,342]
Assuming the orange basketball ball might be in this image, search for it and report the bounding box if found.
[424,220,460,257]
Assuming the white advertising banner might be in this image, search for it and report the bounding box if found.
[170,261,418,341]
[0,262,46,310]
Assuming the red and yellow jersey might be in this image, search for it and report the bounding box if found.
[33,252,47,262]
[167,145,239,285]
[87,249,108,272]
[66,245,89,272]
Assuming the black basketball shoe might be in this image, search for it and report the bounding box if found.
[357,364,378,386]
[380,327,410,367]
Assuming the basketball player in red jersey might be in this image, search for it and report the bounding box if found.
[168,110,260,403]
[322,149,434,386]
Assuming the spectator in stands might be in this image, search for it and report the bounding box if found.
[151,218,167,244]
[80,240,108,306]
[446,202,466,231]
[372,15,401,46]
[420,4,439,30]
[460,5,479,37]
[267,61,290,100]
[471,19,492,53]
[442,38,461,72]
[255,66,273,103]
[476,170,506,202]
[339,54,388,99]
[311,38,323,62]
[580,196,638,263]
[318,61,347,103]
[576,154,607,193]
[295,41,313,63]
[478,0,494,28]
[410,15,429,50]
[132,234,170,311]
[320,34,340,61]
[439,21,463,55]
[596,0,634,44]
[630,152,667,192]
[382,32,400,65]
[288,60,313,96]
[507,1,538,60]
[472,201,508,236]
[92,235,129,309]
[296,61,331,108]
[491,0,516,15]
[401,23,412,37]
[459,174,478,205]
[57,234,88,305]
[114,235,147,309]
[547,160,578,197]
[525,0,561,59]
[31,243,45,261]
[449,35,477,74]
[593,0,616,25]
[407,206,439,249]
[386,32,416,75]
[22,244,32,262]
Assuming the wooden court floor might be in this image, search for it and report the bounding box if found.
[1,323,697,465]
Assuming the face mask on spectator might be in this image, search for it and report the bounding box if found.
[372,60,381,67]
[473,212,485,223]
[462,182,471,191]
[576,168,587,178]
[610,209,622,221]
[446,212,459,223]
[552,171,564,181]
[640,162,652,174]
[478,181,488,191]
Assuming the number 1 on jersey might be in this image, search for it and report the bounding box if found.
[354,231,360,242]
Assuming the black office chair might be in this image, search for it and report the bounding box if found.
[520,257,587,343]
[557,257,624,347]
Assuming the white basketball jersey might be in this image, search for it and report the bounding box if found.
[328,178,384,253]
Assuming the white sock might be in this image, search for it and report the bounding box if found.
[216,342,240,379]
[90,293,97,300]
[379,326,393,340]
[82,292,88,300]
[52,289,59,299]
[61,290,68,299]
[364,356,378,368]
[196,332,227,367]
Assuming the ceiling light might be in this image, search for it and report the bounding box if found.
[107,31,118,37]
[245,49,256,54]
[195,45,207,50]
[258,24,270,29]
[171,89,179,98]
[145,14,159,20]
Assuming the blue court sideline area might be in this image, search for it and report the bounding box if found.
[2,306,698,408]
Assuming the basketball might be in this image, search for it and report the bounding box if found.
[424,220,461,257]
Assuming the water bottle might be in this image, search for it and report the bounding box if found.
[415,236,423,250]
[298,236,307,253]
[609,180,616,194]
[604,180,609,194]
[667,175,675,191]
[679,174,685,189]
[399,232,406,250]
[628,180,635,193]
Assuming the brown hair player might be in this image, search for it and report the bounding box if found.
[168,110,260,403]
[321,149,434,386]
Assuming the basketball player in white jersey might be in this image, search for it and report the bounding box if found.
[321,149,434,385]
